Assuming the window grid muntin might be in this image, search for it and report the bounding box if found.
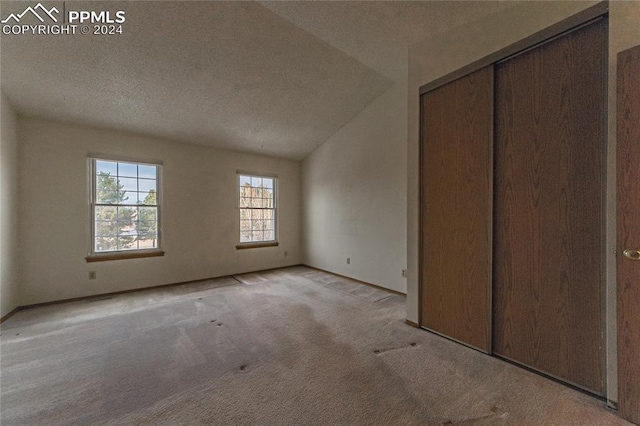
[91,159,161,254]
[238,174,276,243]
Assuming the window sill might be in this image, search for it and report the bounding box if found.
[85,250,165,263]
[236,241,279,250]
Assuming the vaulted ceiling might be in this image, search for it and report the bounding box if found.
[1,1,515,160]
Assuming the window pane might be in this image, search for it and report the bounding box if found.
[119,177,138,192]
[119,236,138,250]
[96,171,121,203]
[92,159,161,254]
[137,227,157,240]
[95,237,117,252]
[97,190,116,204]
[137,223,157,237]
[251,210,262,220]
[147,191,158,205]
[137,214,157,229]
[136,192,157,205]
[119,227,137,237]
[96,221,117,237]
[139,179,156,192]
[96,161,117,176]
[137,205,157,237]
[138,206,157,222]
[138,165,156,179]
[138,237,157,249]
[118,163,138,178]
[238,175,276,244]
[264,198,274,208]
[96,180,128,204]
[117,207,135,233]
[95,206,117,221]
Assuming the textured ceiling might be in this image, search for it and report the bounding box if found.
[1,1,515,160]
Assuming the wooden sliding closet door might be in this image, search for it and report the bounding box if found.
[420,66,493,352]
[617,44,640,424]
[493,20,605,394]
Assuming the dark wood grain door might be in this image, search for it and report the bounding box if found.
[493,20,605,394]
[420,66,493,353]
[617,44,640,424]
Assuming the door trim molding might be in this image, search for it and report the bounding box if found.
[418,8,609,398]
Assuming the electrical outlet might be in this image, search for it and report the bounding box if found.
[284,251,288,257]
[402,269,407,278]
[88,271,97,280]
[347,258,351,265]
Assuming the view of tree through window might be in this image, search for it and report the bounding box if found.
[92,159,160,253]
[239,175,276,243]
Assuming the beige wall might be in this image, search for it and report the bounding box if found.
[407,0,640,403]
[1,93,21,317]
[302,73,408,294]
[17,117,301,305]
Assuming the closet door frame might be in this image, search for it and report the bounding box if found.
[417,0,609,391]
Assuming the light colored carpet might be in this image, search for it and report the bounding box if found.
[0,266,629,425]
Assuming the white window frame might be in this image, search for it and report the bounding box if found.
[236,172,279,249]
[86,156,164,262]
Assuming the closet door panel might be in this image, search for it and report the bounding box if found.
[493,20,605,394]
[420,66,493,352]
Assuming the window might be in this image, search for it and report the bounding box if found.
[87,158,162,261]
[238,174,277,247]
